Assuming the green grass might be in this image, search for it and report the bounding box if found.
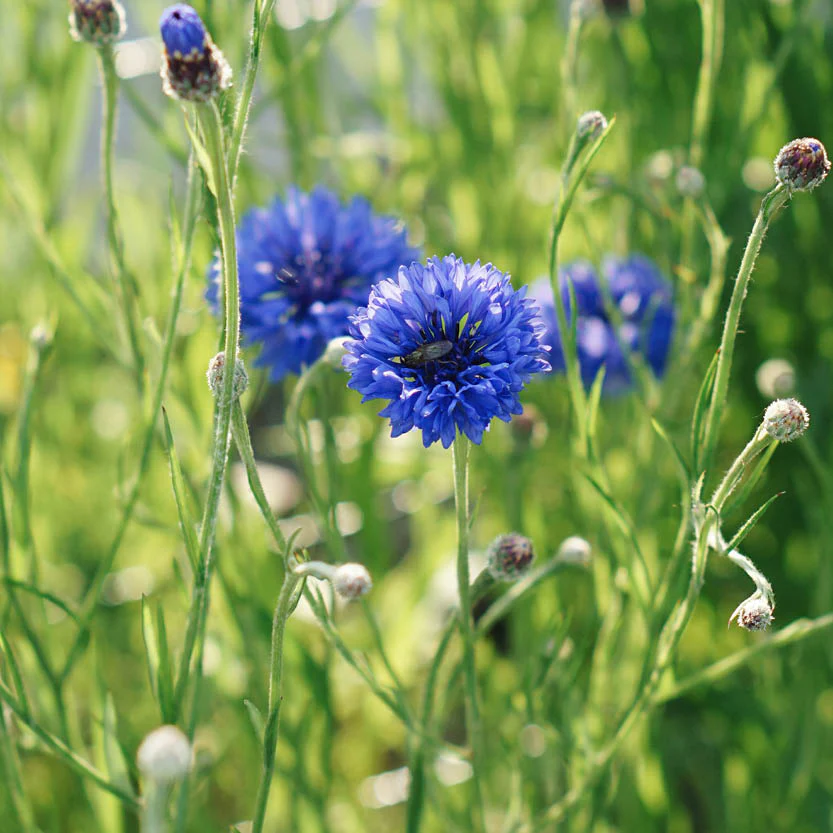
[2,0,833,831]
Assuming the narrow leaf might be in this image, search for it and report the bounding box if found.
[243,699,265,744]
[725,492,784,553]
[155,604,175,723]
[691,349,720,472]
[162,408,200,571]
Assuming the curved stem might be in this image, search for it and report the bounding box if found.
[451,435,485,831]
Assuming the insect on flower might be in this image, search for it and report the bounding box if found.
[397,339,454,368]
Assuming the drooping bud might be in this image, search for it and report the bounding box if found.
[576,110,608,143]
[332,563,372,600]
[69,0,126,45]
[763,398,809,442]
[729,594,774,632]
[206,352,248,403]
[773,138,830,193]
[159,4,232,103]
[675,165,705,199]
[486,533,535,582]
[137,725,192,783]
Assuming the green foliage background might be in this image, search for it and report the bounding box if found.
[1,0,833,831]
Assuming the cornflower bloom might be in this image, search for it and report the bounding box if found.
[207,187,418,381]
[343,255,551,448]
[531,255,675,392]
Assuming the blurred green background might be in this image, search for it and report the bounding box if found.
[2,0,833,831]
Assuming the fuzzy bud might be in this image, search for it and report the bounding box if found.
[755,358,795,399]
[332,563,372,600]
[556,535,592,566]
[69,0,126,45]
[207,352,248,402]
[729,595,774,632]
[676,165,705,199]
[487,533,535,582]
[159,4,232,102]
[763,398,809,442]
[774,138,830,192]
[576,110,608,143]
[137,725,191,783]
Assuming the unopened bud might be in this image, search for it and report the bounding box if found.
[755,358,795,399]
[576,110,608,143]
[137,725,191,783]
[332,563,372,600]
[763,398,809,442]
[487,533,535,582]
[556,535,591,566]
[207,352,248,402]
[676,165,705,199]
[323,337,350,369]
[774,138,830,192]
[69,0,126,45]
[729,595,774,632]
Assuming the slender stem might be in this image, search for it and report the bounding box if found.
[61,155,202,683]
[173,102,241,713]
[251,571,300,833]
[229,0,278,184]
[141,783,169,833]
[97,45,145,393]
[451,435,485,831]
[699,185,789,473]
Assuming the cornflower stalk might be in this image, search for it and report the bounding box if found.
[96,44,145,392]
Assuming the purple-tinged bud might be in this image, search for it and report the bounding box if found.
[332,563,372,600]
[729,595,774,632]
[763,398,809,442]
[487,533,535,582]
[69,0,126,45]
[773,138,830,192]
[676,165,705,199]
[137,725,192,783]
[159,4,232,103]
[207,352,248,403]
[576,110,608,143]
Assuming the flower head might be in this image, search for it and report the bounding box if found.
[530,255,675,393]
[208,187,418,381]
[159,4,231,102]
[729,594,774,632]
[576,110,608,143]
[763,398,809,442]
[332,563,373,600]
[774,138,830,192]
[69,0,126,45]
[487,533,535,582]
[343,256,550,448]
[137,725,191,783]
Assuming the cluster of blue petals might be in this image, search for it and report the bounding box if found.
[160,4,207,56]
[207,187,418,381]
[530,255,675,393]
[343,256,551,448]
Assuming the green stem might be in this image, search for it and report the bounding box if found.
[141,782,170,833]
[174,102,240,710]
[451,435,485,831]
[251,570,300,833]
[61,155,202,683]
[97,45,145,394]
[699,185,789,474]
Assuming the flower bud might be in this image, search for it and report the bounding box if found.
[556,535,591,566]
[137,725,191,783]
[69,0,126,45]
[755,358,795,399]
[763,398,809,442]
[774,138,830,192]
[332,563,372,600]
[322,336,350,369]
[487,533,535,582]
[729,595,774,632]
[675,165,705,199]
[576,110,608,143]
[207,352,248,403]
[159,4,232,103]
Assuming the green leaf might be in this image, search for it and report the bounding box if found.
[243,699,265,744]
[0,632,30,719]
[183,117,216,197]
[651,418,690,481]
[155,604,175,723]
[585,364,606,449]
[725,492,784,553]
[690,349,719,472]
[101,694,131,793]
[724,441,778,518]
[162,408,200,572]
[141,597,160,704]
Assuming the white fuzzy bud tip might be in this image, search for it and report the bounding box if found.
[556,536,592,566]
[487,533,535,582]
[763,398,809,442]
[730,596,774,632]
[207,352,248,402]
[576,110,608,142]
[332,563,372,600]
[755,358,795,399]
[137,725,192,783]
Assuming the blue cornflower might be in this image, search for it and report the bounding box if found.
[342,256,551,448]
[207,187,419,381]
[159,4,231,102]
[530,255,675,392]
